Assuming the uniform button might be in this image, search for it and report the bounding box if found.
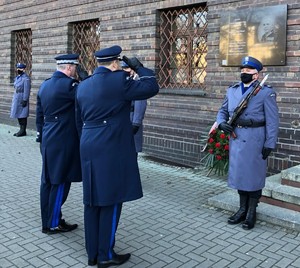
[103,121,107,124]
[55,116,58,119]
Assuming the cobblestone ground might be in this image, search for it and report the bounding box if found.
[1,123,300,268]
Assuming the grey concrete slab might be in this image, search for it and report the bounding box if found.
[282,166,300,182]
[1,123,300,268]
[264,173,300,204]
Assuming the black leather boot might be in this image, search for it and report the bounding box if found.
[14,118,27,137]
[13,125,22,136]
[242,197,258,230]
[15,124,27,137]
[228,193,248,224]
[14,117,27,137]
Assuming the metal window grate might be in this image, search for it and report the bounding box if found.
[14,29,32,77]
[159,5,208,89]
[71,20,100,76]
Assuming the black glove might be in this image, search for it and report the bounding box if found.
[132,125,140,135]
[218,122,234,134]
[122,56,143,72]
[262,147,272,160]
[76,65,89,81]
[36,132,42,143]
[21,100,27,107]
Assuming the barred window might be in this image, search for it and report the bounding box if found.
[159,5,208,89]
[11,29,32,80]
[69,20,100,76]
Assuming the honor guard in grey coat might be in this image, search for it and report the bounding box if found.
[217,56,279,230]
[121,61,147,153]
[36,54,82,234]
[130,99,147,152]
[10,63,31,137]
[76,45,159,267]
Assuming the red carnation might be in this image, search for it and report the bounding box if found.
[220,133,226,139]
[216,155,222,160]
[224,144,229,150]
[215,142,221,148]
[208,149,214,154]
[208,138,214,143]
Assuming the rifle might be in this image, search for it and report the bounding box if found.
[228,74,269,138]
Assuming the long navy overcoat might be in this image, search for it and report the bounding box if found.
[217,81,279,191]
[10,73,31,119]
[36,71,82,185]
[76,66,159,206]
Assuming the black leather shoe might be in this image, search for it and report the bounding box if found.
[97,253,131,268]
[42,227,49,234]
[88,259,97,266]
[48,220,78,234]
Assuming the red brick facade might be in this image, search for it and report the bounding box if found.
[0,0,299,174]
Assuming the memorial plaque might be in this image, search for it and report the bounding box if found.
[219,5,287,66]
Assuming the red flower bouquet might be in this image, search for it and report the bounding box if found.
[201,123,230,176]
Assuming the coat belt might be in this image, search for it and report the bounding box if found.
[235,119,266,128]
[44,115,60,122]
[83,118,116,128]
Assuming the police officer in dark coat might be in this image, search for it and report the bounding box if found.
[217,56,279,230]
[10,63,31,137]
[76,45,159,267]
[36,54,82,234]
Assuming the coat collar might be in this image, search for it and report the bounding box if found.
[93,66,112,74]
[52,70,70,78]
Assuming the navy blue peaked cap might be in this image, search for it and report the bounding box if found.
[16,63,26,69]
[55,54,79,65]
[95,45,122,62]
[240,56,263,72]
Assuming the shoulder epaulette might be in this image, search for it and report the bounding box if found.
[229,82,240,88]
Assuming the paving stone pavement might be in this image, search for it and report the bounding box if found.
[1,123,300,268]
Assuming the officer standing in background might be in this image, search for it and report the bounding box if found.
[121,61,147,154]
[76,45,159,267]
[10,63,31,137]
[36,54,82,234]
[217,56,279,230]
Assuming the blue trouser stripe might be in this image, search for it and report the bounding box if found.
[51,183,64,228]
[108,204,118,259]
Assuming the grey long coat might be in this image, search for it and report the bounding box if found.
[217,81,279,191]
[10,73,31,119]
[130,100,147,152]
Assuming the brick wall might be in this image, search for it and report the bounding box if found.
[0,0,299,174]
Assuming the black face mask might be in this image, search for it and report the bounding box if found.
[17,70,24,75]
[240,73,254,84]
